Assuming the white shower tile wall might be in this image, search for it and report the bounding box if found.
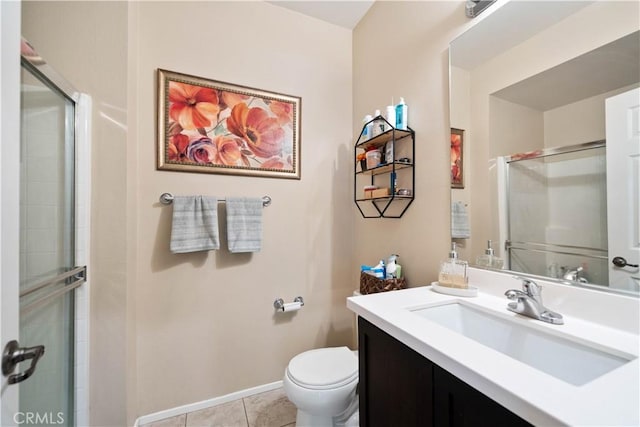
[19,84,74,422]
[20,98,65,284]
[139,388,296,427]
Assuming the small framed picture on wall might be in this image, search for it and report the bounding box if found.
[451,128,464,189]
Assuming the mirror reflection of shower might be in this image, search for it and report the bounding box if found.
[498,142,608,286]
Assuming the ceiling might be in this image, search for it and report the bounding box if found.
[451,1,640,111]
[450,1,593,71]
[493,31,640,111]
[267,0,375,29]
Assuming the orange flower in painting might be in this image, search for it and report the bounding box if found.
[451,134,461,164]
[451,164,460,182]
[269,101,293,126]
[168,133,190,161]
[169,82,220,130]
[220,91,250,110]
[451,133,463,183]
[214,135,242,166]
[227,103,284,158]
[261,156,292,170]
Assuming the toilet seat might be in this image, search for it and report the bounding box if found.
[286,347,358,390]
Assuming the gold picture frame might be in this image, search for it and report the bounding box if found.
[157,69,301,179]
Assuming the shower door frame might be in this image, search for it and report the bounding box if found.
[13,36,90,426]
[501,140,609,275]
[1,1,23,424]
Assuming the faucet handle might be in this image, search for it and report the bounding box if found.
[513,276,541,296]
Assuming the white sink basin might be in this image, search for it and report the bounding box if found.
[411,302,634,385]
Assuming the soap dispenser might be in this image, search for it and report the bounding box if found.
[475,240,505,269]
[438,242,469,289]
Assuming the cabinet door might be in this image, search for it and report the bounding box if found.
[358,317,433,427]
[433,365,531,427]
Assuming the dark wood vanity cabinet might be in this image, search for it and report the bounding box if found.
[358,317,531,427]
[358,316,433,426]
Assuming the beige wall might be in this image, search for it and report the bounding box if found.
[352,1,468,287]
[544,84,639,148]
[450,66,472,257]
[23,0,354,423]
[22,2,132,426]
[131,1,354,417]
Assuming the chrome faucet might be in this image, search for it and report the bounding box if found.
[504,277,564,325]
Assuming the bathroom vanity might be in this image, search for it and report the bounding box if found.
[347,268,639,426]
[358,317,530,426]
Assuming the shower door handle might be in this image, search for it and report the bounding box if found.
[2,340,45,385]
[612,256,639,268]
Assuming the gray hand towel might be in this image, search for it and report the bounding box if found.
[451,201,470,239]
[226,197,263,253]
[170,196,220,253]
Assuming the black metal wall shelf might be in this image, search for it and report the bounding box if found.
[354,116,415,218]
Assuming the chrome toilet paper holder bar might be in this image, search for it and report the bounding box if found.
[274,296,304,311]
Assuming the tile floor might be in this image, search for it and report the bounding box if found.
[140,387,296,427]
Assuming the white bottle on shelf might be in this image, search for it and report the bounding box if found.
[361,114,373,141]
[372,109,384,137]
[385,105,396,132]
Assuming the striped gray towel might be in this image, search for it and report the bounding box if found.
[170,196,219,253]
[226,197,263,253]
[451,201,470,239]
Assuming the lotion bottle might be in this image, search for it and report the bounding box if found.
[395,98,408,130]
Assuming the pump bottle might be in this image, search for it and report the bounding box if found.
[395,98,408,130]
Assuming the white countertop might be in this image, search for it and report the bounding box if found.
[347,269,640,426]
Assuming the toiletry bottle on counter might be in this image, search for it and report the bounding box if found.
[438,242,468,289]
[395,98,408,130]
[386,254,400,279]
[372,260,385,278]
[476,240,504,269]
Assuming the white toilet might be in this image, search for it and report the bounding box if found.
[283,346,359,427]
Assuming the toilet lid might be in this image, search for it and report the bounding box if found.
[287,347,358,390]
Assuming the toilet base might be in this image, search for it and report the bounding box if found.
[296,410,332,427]
[295,409,359,427]
[295,398,358,427]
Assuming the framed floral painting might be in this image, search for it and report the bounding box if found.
[157,69,301,179]
[451,128,464,189]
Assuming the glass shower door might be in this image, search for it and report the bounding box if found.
[18,58,79,427]
[506,143,609,285]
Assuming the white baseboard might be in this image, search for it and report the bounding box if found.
[133,381,284,427]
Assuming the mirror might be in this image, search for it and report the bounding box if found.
[449,1,640,295]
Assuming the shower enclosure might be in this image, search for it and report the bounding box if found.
[501,141,609,286]
[11,41,89,427]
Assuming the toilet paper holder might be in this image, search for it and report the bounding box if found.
[274,296,304,312]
